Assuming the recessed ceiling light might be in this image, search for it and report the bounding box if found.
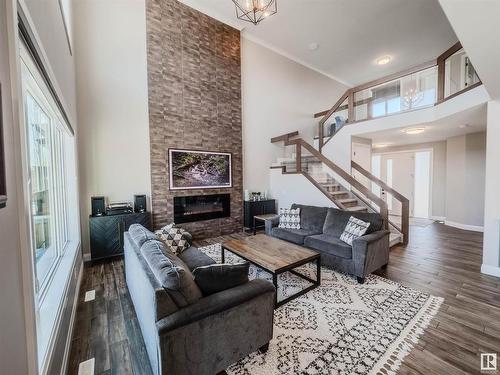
[376,55,392,65]
[403,127,426,135]
[459,123,473,129]
[308,42,319,51]
[373,143,390,148]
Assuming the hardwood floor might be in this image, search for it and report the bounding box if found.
[67,223,500,375]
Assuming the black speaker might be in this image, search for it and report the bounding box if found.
[134,194,147,213]
[91,196,106,217]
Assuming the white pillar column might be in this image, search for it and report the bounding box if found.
[482,100,500,277]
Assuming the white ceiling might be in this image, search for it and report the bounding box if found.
[361,104,487,148]
[179,0,458,86]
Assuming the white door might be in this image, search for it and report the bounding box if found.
[381,152,414,216]
[414,151,431,218]
[352,142,372,189]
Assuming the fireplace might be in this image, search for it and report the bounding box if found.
[174,194,230,224]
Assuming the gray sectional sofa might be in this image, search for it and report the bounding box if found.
[266,204,390,283]
[124,224,275,375]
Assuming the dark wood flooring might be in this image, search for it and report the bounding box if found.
[67,223,500,375]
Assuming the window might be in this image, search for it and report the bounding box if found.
[23,57,71,294]
[20,41,79,369]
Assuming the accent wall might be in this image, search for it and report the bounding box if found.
[146,0,243,237]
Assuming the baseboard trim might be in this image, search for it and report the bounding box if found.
[481,264,500,278]
[430,216,446,221]
[60,262,83,375]
[444,220,484,232]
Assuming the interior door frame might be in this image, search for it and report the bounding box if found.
[372,147,434,219]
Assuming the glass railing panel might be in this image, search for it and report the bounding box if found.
[444,48,480,98]
[322,97,349,139]
[353,66,438,122]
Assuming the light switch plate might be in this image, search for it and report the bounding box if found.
[78,358,95,375]
[84,290,95,302]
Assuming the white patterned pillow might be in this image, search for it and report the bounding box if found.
[340,216,370,246]
[155,226,191,254]
[278,208,301,229]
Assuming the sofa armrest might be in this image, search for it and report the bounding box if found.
[156,278,275,334]
[352,230,390,278]
[265,216,280,235]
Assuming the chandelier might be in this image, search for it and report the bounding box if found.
[232,0,277,25]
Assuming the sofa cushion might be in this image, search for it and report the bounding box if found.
[340,216,371,246]
[178,246,217,271]
[278,207,301,229]
[157,223,193,244]
[128,224,157,248]
[140,240,202,308]
[156,226,191,255]
[271,227,321,245]
[291,204,328,233]
[193,262,250,296]
[323,208,383,237]
[304,234,353,259]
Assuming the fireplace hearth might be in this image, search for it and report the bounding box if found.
[174,194,230,224]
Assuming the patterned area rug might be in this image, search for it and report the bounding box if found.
[199,243,443,375]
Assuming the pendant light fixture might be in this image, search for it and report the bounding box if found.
[232,0,277,25]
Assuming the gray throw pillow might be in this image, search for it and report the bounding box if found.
[193,262,250,296]
[140,240,202,307]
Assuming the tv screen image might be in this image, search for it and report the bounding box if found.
[169,149,232,190]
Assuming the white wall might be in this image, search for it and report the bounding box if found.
[242,38,348,193]
[482,101,500,276]
[74,0,151,256]
[375,141,447,218]
[445,132,486,230]
[0,1,31,373]
[24,0,78,123]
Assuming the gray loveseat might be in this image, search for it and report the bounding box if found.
[266,204,390,283]
[124,224,275,375]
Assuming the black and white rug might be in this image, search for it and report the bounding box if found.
[199,243,443,375]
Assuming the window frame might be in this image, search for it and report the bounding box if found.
[20,43,72,301]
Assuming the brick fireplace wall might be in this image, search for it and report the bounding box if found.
[146,0,243,237]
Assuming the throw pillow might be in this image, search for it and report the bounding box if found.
[278,207,301,229]
[193,262,250,296]
[340,216,371,246]
[140,240,202,307]
[156,227,191,255]
[128,224,157,247]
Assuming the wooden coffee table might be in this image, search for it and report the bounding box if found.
[222,234,321,307]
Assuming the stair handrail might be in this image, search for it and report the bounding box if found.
[279,136,389,230]
[351,160,410,244]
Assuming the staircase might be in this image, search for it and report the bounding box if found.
[271,132,408,246]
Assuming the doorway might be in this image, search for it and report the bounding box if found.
[373,150,432,218]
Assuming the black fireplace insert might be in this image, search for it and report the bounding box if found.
[174,194,230,224]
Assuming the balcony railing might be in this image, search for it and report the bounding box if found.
[315,42,482,152]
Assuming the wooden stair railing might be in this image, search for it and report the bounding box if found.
[270,130,299,144]
[351,160,410,245]
[271,133,389,230]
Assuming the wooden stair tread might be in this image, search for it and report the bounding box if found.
[330,191,348,196]
[346,206,368,212]
[337,198,357,204]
